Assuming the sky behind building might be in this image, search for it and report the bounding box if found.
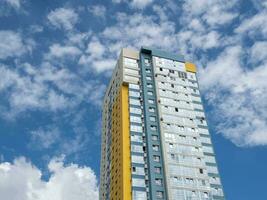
[0,0,267,200]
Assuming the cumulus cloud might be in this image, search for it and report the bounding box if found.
[0,62,105,118]
[130,0,153,9]
[30,126,61,149]
[199,45,267,146]
[46,43,82,60]
[0,30,31,59]
[0,157,98,200]
[47,8,79,30]
[235,10,267,38]
[3,0,21,9]
[112,0,153,9]
[88,5,106,18]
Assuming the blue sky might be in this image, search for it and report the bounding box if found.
[0,0,267,199]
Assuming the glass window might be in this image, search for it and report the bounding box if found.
[148,99,154,104]
[132,155,144,164]
[129,90,140,97]
[150,116,156,121]
[130,107,142,114]
[155,178,162,186]
[149,107,155,112]
[146,69,151,73]
[146,76,152,81]
[132,166,145,175]
[148,91,153,96]
[129,98,141,106]
[150,125,157,131]
[155,167,161,174]
[131,145,143,153]
[153,155,160,162]
[129,84,140,90]
[130,125,142,132]
[152,145,159,151]
[130,115,142,123]
[156,191,164,199]
[133,191,147,200]
[132,178,146,187]
[152,135,158,141]
[131,134,143,143]
[147,83,152,88]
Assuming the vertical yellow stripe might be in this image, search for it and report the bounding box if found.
[121,84,131,200]
[110,84,131,200]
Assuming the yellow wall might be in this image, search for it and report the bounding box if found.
[185,62,197,73]
[110,84,131,200]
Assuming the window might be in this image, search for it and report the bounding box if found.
[175,107,178,112]
[129,98,141,106]
[148,91,153,96]
[130,116,142,123]
[129,84,140,90]
[171,84,174,88]
[145,59,150,66]
[132,178,146,187]
[149,107,155,113]
[131,145,143,153]
[152,135,158,141]
[150,116,156,122]
[152,145,159,151]
[154,167,161,174]
[148,99,154,104]
[169,69,174,73]
[133,191,147,200]
[169,143,174,148]
[151,125,157,131]
[153,155,160,162]
[130,125,142,132]
[147,83,152,88]
[146,69,151,73]
[155,178,162,186]
[170,154,175,159]
[129,90,140,97]
[159,67,163,71]
[199,168,203,174]
[146,76,152,81]
[132,155,144,164]
[156,191,163,199]
[130,107,142,114]
[132,166,145,175]
[131,134,143,143]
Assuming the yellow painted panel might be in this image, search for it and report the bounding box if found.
[121,84,131,200]
[185,62,197,73]
[110,84,131,200]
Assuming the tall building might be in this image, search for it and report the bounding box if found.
[100,47,225,200]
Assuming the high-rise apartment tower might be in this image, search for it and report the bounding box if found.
[100,47,225,200]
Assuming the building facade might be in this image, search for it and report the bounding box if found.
[100,47,225,200]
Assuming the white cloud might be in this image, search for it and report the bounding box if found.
[78,37,116,72]
[0,157,98,200]
[235,10,267,38]
[199,45,267,146]
[88,5,106,18]
[86,38,105,57]
[0,62,105,119]
[47,8,79,30]
[3,0,21,9]
[130,0,153,9]
[111,0,153,9]
[250,41,267,63]
[30,126,61,149]
[46,43,81,59]
[0,31,27,59]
